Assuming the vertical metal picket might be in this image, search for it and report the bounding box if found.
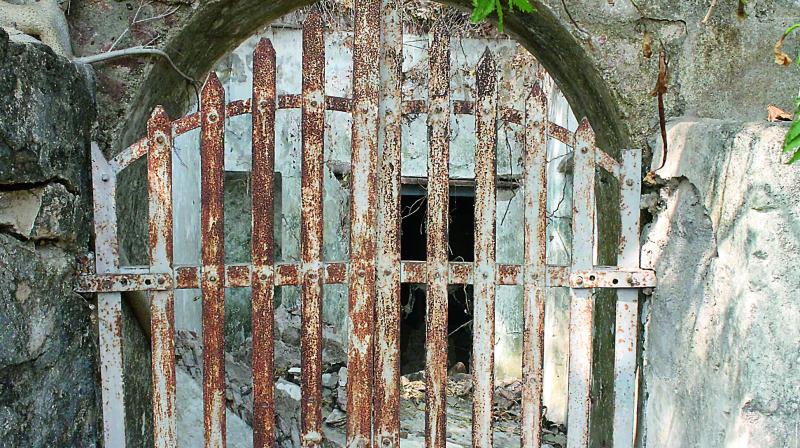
[346,0,381,444]
[425,22,451,448]
[374,0,404,443]
[200,73,227,448]
[613,149,642,448]
[147,107,178,448]
[92,142,127,448]
[299,13,326,448]
[521,81,548,448]
[251,38,278,448]
[567,119,597,448]
[471,48,498,448]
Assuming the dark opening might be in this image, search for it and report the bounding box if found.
[399,186,476,375]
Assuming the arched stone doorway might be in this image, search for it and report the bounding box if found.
[98,1,641,447]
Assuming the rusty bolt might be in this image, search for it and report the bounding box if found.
[626,178,635,187]
[308,272,318,281]
[575,276,584,285]
[259,272,268,281]
[381,438,392,447]
[581,147,588,154]
[208,111,219,123]
[258,99,269,112]
[383,269,391,276]
[358,269,366,277]
[626,276,634,285]
[120,278,128,286]
[209,274,218,283]
[157,277,166,285]
[101,174,110,182]
[156,134,166,145]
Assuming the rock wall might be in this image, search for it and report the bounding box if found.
[0,30,100,446]
[641,119,800,447]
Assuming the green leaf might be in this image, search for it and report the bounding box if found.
[495,0,504,31]
[783,119,800,153]
[470,0,495,23]
[787,148,800,164]
[512,0,535,13]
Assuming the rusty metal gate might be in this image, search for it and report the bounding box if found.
[78,1,655,447]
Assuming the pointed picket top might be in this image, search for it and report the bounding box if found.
[476,47,496,97]
[147,105,171,132]
[202,71,223,96]
[526,81,547,127]
[254,37,275,60]
[253,37,276,115]
[575,118,595,152]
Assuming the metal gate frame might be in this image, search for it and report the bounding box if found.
[78,2,656,447]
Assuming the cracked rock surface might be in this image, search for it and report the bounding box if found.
[0,31,99,447]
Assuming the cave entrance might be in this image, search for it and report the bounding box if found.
[399,186,476,374]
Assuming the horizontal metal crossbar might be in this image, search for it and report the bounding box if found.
[76,262,655,292]
[569,268,656,289]
[108,97,597,175]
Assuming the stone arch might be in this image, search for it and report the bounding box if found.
[114,0,629,153]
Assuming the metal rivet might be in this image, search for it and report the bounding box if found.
[575,276,584,285]
[358,269,366,277]
[626,178,634,187]
[120,278,128,285]
[157,277,166,285]
[208,111,219,123]
[101,174,110,182]
[259,273,268,281]
[382,438,392,447]
[156,135,166,145]
[209,274,218,283]
[581,147,588,154]
[258,99,269,111]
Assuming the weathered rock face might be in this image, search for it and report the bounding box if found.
[0,29,93,194]
[0,30,100,447]
[641,119,800,447]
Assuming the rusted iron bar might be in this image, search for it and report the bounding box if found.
[109,139,148,174]
[76,272,172,292]
[278,94,352,112]
[147,107,178,448]
[346,0,381,444]
[300,13,326,448]
[596,149,621,179]
[200,72,227,448]
[521,81,548,448]
[613,148,642,448]
[111,100,573,176]
[251,38,277,448]
[91,143,127,448]
[471,48,497,448]
[374,0,403,443]
[570,268,654,289]
[78,263,655,292]
[567,119,597,448]
[425,23,450,448]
